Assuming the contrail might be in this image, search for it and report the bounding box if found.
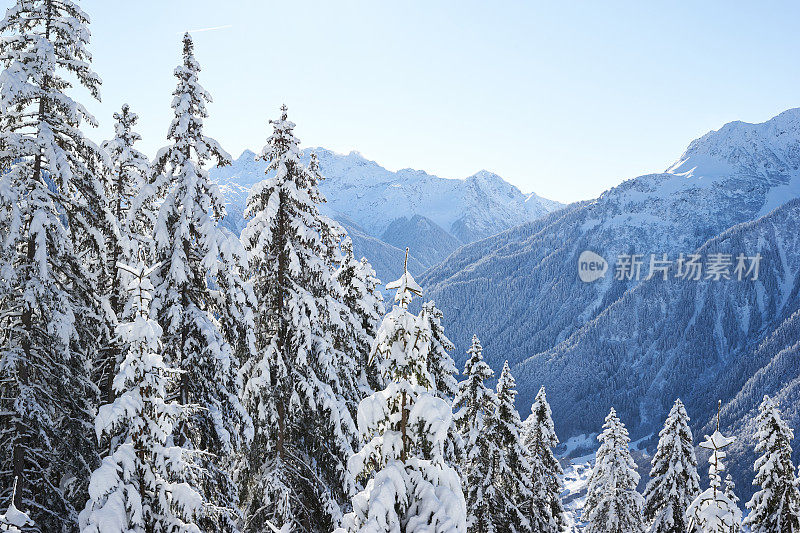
[182,24,233,34]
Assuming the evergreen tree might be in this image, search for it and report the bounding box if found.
[150,33,250,532]
[723,475,740,533]
[743,396,800,533]
[493,362,533,533]
[642,398,700,533]
[523,386,567,533]
[420,301,458,400]
[687,409,742,533]
[338,258,466,533]
[80,262,202,532]
[98,104,151,404]
[419,301,462,469]
[238,106,360,532]
[334,236,384,396]
[0,1,112,528]
[582,408,645,533]
[453,335,501,533]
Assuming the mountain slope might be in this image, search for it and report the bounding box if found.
[210,148,562,282]
[421,108,800,373]
[381,215,461,268]
[515,199,800,439]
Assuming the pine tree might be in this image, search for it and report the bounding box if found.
[334,236,384,396]
[80,262,202,532]
[335,235,384,394]
[582,408,645,533]
[150,33,250,532]
[723,475,741,533]
[743,396,800,533]
[338,256,466,533]
[493,362,533,533]
[642,398,700,533]
[523,386,567,533]
[421,301,458,400]
[238,106,361,532]
[453,335,501,533]
[0,1,112,528]
[98,104,152,405]
[419,301,462,470]
[687,405,742,533]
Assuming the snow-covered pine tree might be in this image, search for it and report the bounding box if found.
[743,396,800,533]
[723,475,738,509]
[338,256,466,533]
[493,362,533,533]
[150,33,251,532]
[335,237,385,394]
[523,386,567,533]
[723,476,740,533]
[418,301,462,470]
[687,404,742,533]
[98,104,151,405]
[642,398,700,533]
[238,106,360,532]
[420,301,457,401]
[453,335,501,533]
[80,262,202,533]
[582,408,645,533]
[0,1,113,528]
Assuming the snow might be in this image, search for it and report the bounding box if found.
[0,502,33,531]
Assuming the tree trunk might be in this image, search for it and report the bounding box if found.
[14,0,53,504]
[400,390,408,462]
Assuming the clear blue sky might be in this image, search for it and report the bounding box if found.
[81,0,800,203]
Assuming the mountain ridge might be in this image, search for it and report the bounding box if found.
[210,146,563,282]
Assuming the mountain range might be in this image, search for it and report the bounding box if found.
[210,148,562,283]
[419,108,800,498]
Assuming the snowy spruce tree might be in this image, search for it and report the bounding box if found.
[723,476,740,533]
[582,408,645,533]
[743,396,800,533]
[420,301,458,401]
[80,262,202,532]
[150,33,251,532]
[453,335,502,533]
[418,301,462,468]
[98,104,152,404]
[493,362,534,533]
[523,386,567,533]
[687,406,742,533]
[334,236,385,396]
[238,106,361,532]
[642,398,700,533]
[338,256,466,533]
[0,0,113,528]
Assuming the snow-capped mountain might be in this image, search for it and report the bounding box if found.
[210,148,562,283]
[422,108,800,369]
[419,109,800,489]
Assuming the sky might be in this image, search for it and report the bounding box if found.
[78,0,800,203]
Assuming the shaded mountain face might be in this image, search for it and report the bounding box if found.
[515,199,800,440]
[419,110,800,485]
[210,148,562,283]
[381,215,461,269]
[421,108,800,374]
